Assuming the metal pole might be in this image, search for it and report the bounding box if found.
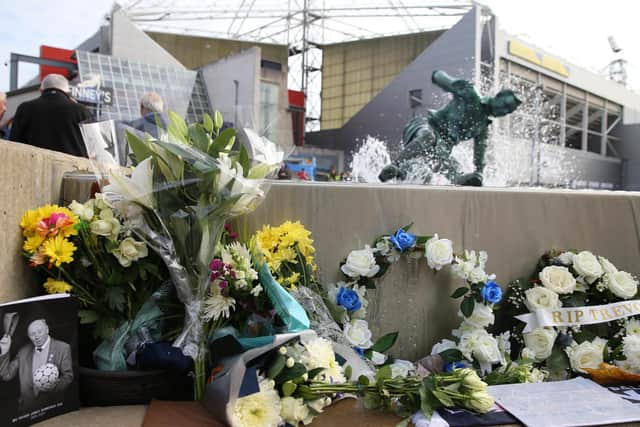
[10,54,18,91]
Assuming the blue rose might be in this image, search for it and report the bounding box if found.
[443,361,466,372]
[389,228,417,252]
[336,287,362,312]
[481,281,503,304]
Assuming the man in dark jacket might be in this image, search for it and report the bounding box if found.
[10,74,92,157]
[128,91,166,139]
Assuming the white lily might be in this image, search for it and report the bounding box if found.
[229,174,265,216]
[244,128,284,166]
[103,157,155,209]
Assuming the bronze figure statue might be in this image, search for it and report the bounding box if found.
[379,70,521,186]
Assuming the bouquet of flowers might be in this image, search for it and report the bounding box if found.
[215,330,494,427]
[20,195,166,367]
[90,112,284,397]
[495,249,640,380]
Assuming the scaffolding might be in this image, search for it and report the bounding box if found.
[121,0,472,131]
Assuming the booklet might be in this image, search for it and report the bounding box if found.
[0,294,79,426]
[488,377,640,427]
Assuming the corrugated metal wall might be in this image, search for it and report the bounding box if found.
[321,30,444,129]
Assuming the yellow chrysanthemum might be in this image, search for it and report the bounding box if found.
[286,272,300,285]
[41,235,76,267]
[23,234,45,253]
[43,278,73,294]
[20,208,41,237]
[273,246,297,264]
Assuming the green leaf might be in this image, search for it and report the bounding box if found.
[78,310,98,324]
[125,130,153,163]
[267,354,286,379]
[415,235,432,246]
[275,363,307,384]
[282,381,297,397]
[214,110,224,130]
[105,287,126,312]
[188,124,211,153]
[401,222,414,232]
[375,365,392,382]
[451,287,469,299]
[433,389,454,407]
[358,375,370,386]
[307,367,325,380]
[395,418,410,427]
[546,346,570,373]
[344,365,353,380]
[238,144,250,177]
[209,128,236,156]
[153,139,218,174]
[371,332,399,354]
[202,113,214,134]
[439,348,464,363]
[419,384,434,417]
[363,392,382,409]
[168,111,189,143]
[461,297,475,318]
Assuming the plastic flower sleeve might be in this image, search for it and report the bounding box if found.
[82,112,285,397]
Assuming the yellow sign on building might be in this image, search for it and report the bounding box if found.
[508,40,569,78]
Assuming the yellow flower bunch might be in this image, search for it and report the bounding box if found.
[43,278,73,294]
[255,221,317,289]
[20,204,79,268]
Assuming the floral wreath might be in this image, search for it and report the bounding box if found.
[496,249,640,380]
[327,224,510,375]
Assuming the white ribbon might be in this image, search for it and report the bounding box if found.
[516,299,640,333]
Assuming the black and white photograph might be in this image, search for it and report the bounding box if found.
[0,295,79,426]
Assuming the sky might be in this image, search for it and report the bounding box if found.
[1,0,639,92]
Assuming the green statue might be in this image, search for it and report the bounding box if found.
[379,70,521,186]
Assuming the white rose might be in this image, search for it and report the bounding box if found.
[469,268,488,284]
[557,252,575,266]
[390,360,415,378]
[370,351,387,365]
[89,208,121,240]
[425,234,453,271]
[280,396,309,425]
[565,338,607,373]
[431,338,457,355]
[521,347,536,360]
[539,266,576,294]
[343,319,373,349]
[598,256,618,276]
[472,331,502,364]
[463,304,494,329]
[525,287,561,311]
[69,200,94,221]
[523,328,557,361]
[606,271,638,300]
[623,335,640,372]
[112,237,148,267]
[341,246,380,278]
[573,251,603,283]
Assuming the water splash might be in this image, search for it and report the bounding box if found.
[348,72,579,187]
[350,136,391,183]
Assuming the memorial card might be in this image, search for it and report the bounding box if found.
[488,377,640,427]
[0,294,79,426]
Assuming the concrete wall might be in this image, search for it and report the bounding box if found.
[0,141,91,303]
[309,7,479,158]
[148,32,288,72]
[111,9,184,69]
[201,47,260,130]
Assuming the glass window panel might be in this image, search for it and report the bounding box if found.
[587,106,603,132]
[565,127,582,150]
[587,132,602,154]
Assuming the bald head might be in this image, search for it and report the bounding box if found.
[41,74,70,93]
[140,92,163,116]
[28,319,49,347]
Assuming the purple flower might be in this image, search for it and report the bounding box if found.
[210,258,224,271]
[481,281,502,304]
[336,287,362,312]
[389,228,416,252]
[219,280,229,289]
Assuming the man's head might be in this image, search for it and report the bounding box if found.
[27,319,49,347]
[489,89,521,117]
[140,92,164,117]
[0,92,6,121]
[40,74,70,94]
